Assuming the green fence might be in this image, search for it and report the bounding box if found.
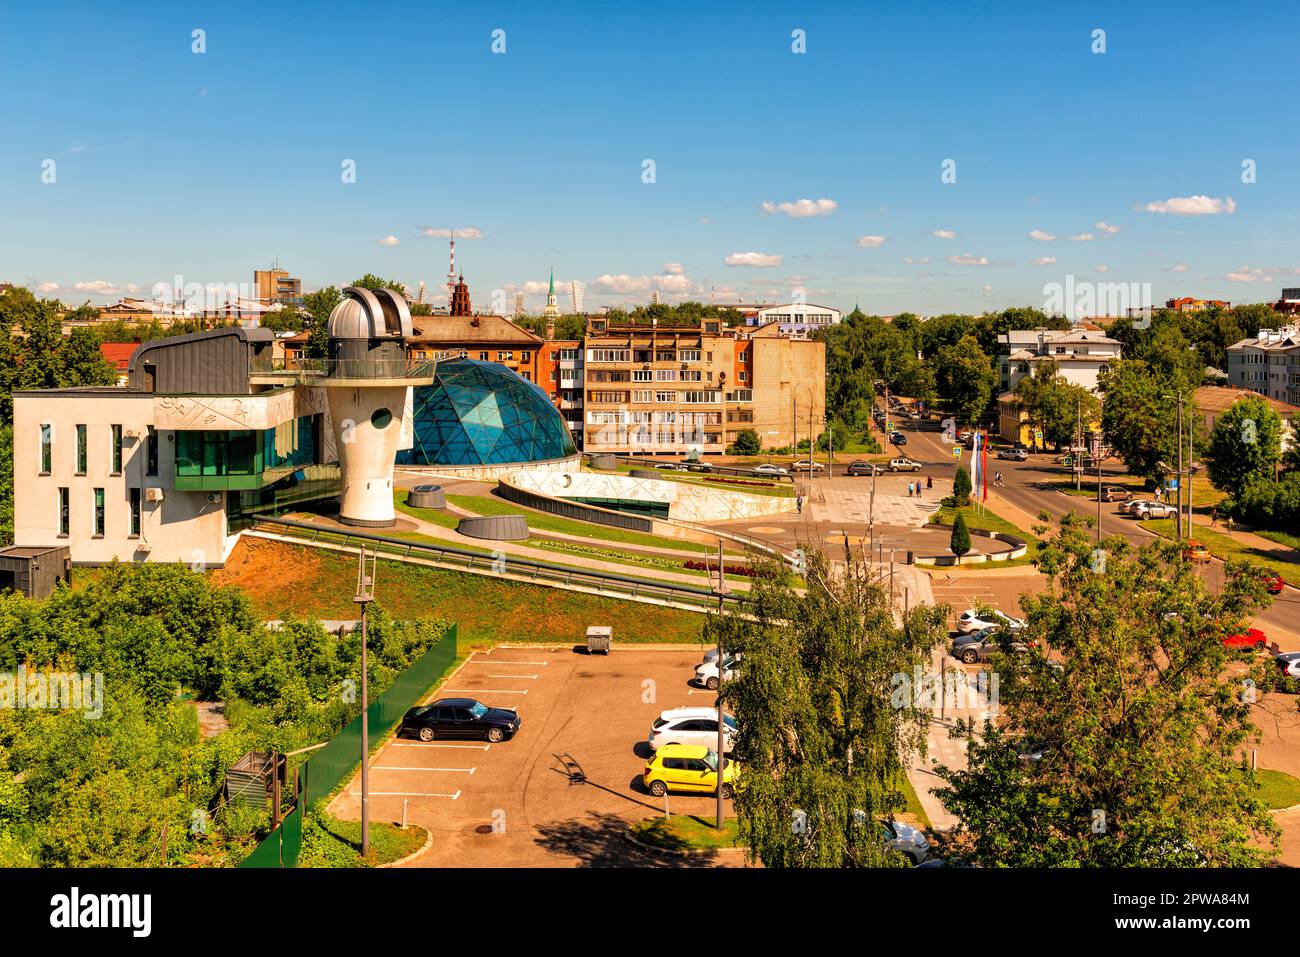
[239,624,458,868]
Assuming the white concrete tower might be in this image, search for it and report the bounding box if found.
[324,287,435,526]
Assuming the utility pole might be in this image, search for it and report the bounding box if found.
[1176,394,1185,540]
[1074,396,1083,492]
[1186,406,1195,537]
[354,546,376,858]
[1095,436,1104,543]
[713,538,728,830]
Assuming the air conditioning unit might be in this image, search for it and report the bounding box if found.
[144,487,164,503]
[206,492,222,505]
[123,428,140,438]
[134,541,152,553]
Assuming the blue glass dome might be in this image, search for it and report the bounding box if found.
[397,358,577,466]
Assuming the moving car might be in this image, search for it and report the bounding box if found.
[997,447,1028,461]
[1275,652,1300,679]
[1132,501,1176,519]
[889,431,908,445]
[647,707,738,752]
[1259,568,1285,595]
[846,461,882,476]
[693,653,740,690]
[1100,486,1131,503]
[1183,540,1212,564]
[657,462,689,472]
[883,820,930,865]
[752,463,788,476]
[792,459,824,472]
[1222,627,1268,652]
[643,743,737,798]
[888,457,922,472]
[1121,499,1158,516]
[956,429,973,443]
[400,697,520,743]
[956,608,1026,634]
[687,462,713,473]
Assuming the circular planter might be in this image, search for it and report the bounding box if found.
[407,484,446,509]
[589,454,618,470]
[457,514,529,541]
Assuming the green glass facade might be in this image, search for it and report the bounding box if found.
[174,415,320,491]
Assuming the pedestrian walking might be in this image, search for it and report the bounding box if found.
[1210,505,1219,528]
[1225,515,1234,534]
[796,493,804,514]
[926,475,933,490]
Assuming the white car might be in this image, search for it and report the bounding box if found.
[884,820,930,865]
[752,463,788,476]
[888,457,922,472]
[957,608,1027,634]
[1275,652,1300,679]
[1131,501,1175,519]
[648,707,738,752]
[1122,499,1158,516]
[792,460,824,472]
[693,654,740,690]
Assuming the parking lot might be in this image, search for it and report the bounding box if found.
[328,645,740,867]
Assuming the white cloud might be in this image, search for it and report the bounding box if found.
[661,262,684,275]
[932,229,956,239]
[590,272,697,295]
[1031,257,1056,266]
[698,217,712,225]
[725,252,783,267]
[420,226,484,239]
[1137,195,1237,216]
[1168,264,1189,273]
[376,235,400,246]
[1070,233,1095,241]
[1094,221,1120,235]
[855,235,887,248]
[948,254,990,266]
[125,283,141,294]
[760,198,837,218]
[982,284,994,296]
[73,280,122,294]
[1225,265,1272,283]
[35,281,61,293]
[1094,265,1109,273]
[903,257,931,264]
[1029,229,1056,242]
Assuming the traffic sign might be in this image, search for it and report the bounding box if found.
[952,447,962,459]
[1167,478,1179,490]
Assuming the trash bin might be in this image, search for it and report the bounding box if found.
[586,626,612,655]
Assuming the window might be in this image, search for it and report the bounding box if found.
[110,424,122,474]
[655,350,675,362]
[633,390,654,403]
[655,369,677,381]
[40,424,53,473]
[683,390,721,404]
[679,349,701,362]
[129,487,141,536]
[681,370,702,382]
[632,370,653,382]
[520,352,530,364]
[478,351,489,361]
[588,348,630,363]
[93,487,105,537]
[655,391,674,403]
[58,487,69,536]
[559,348,578,362]
[497,351,514,362]
[738,370,747,382]
[75,424,87,474]
[146,427,158,476]
[176,430,257,477]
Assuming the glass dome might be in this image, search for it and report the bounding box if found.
[397,358,577,466]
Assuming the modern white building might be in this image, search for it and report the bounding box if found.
[750,302,842,338]
[1227,324,1300,407]
[998,327,1122,394]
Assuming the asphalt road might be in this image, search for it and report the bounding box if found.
[876,406,1299,648]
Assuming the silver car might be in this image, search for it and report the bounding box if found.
[884,820,930,865]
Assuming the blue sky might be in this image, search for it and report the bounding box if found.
[3,0,1298,315]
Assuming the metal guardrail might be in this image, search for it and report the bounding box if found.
[251,516,745,611]
[495,481,655,532]
[250,357,438,379]
[603,454,798,483]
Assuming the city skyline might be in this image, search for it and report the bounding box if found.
[3,1,1298,315]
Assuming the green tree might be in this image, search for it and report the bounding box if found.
[705,551,946,866]
[350,274,406,295]
[1207,396,1282,497]
[952,465,972,506]
[731,429,761,456]
[935,335,997,426]
[949,512,971,564]
[935,516,1278,866]
[1099,359,1199,484]
[302,286,342,359]
[1014,361,1101,450]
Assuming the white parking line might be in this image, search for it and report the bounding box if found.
[442,688,528,694]
[489,674,538,679]
[466,659,550,666]
[373,766,477,774]
[352,790,461,799]
[388,742,491,751]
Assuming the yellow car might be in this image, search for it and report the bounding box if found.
[1183,540,1212,564]
[643,743,738,799]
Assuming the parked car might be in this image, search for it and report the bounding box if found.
[888,456,922,472]
[1274,652,1300,679]
[752,463,788,476]
[700,649,743,665]
[792,460,824,472]
[883,820,930,865]
[1222,627,1268,652]
[1132,501,1176,519]
[648,707,737,752]
[956,429,973,443]
[687,462,712,473]
[693,653,740,690]
[957,608,1027,634]
[1100,486,1131,502]
[889,431,908,445]
[951,630,1035,664]
[643,743,737,798]
[997,447,1028,461]
[846,461,882,476]
[657,462,689,472]
[400,697,520,743]
[1183,540,1212,564]
[1259,568,1285,595]
[1121,499,1157,516]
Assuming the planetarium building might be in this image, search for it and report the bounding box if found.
[397,358,578,471]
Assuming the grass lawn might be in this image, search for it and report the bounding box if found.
[928,503,1039,568]
[1253,769,1300,811]
[1138,518,1300,587]
[298,813,428,867]
[1257,529,1300,552]
[629,815,742,851]
[1053,476,1227,510]
[896,771,931,829]
[212,539,708,646]
[605,464,795,498]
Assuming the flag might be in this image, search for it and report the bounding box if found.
[980,431,989,501]
[971,430,981,493]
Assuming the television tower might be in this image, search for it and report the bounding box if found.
[445,237,457,305]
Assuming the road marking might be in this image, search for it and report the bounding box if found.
[467,659,549,666]
[442,688,529,695]
[352,790,461,799]
[489,674,539,679]
[373,766,477,774]
[389,742,491,751]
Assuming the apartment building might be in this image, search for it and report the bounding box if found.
[1167,297,1230,312]
[536,339,584,445]
[1227,324,1300,406]
[254,267,303,307]
[998,327,1122,394]
[751,301,842,338]
[579,317,824,455]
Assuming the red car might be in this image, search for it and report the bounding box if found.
[1260,569,1284,595]
[1222,628,1269,652]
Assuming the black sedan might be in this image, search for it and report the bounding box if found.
[846,461,882,476]
[400,697,520,743]
[889,431,907,446]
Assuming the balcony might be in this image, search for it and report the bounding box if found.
[250,355,437,386]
